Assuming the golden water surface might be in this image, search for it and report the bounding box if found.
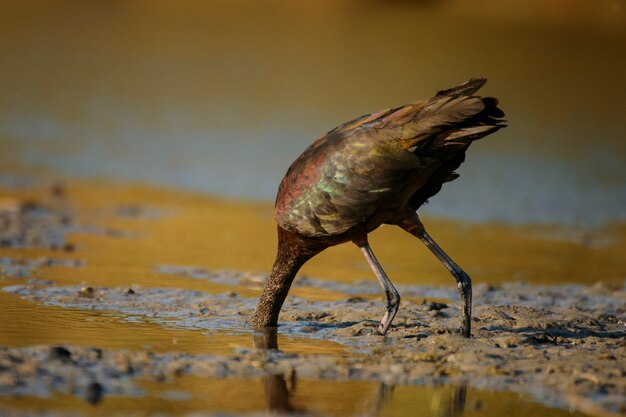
[0,376,586,417]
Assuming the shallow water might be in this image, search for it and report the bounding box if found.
[0,180,624,415]
[0,378,586,417]
[2,180,624,290]
[0,289,345,357]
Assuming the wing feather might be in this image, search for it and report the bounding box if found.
[274,79,505,237]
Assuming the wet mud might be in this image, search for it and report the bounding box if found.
[2,279,625,416]
[0,185,75,251]
[1,181,625,417]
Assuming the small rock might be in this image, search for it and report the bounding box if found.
[78,287,95,297]
[85,381,104,405]
[88,348,103,361]
[49,346,72,361]
[423,300,448,311]
[112,353,133,374]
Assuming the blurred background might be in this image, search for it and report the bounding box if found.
[1,0,625,226]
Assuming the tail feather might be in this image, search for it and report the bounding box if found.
[327,78,505,154]
[442,124,502,145]
[436,78,487,97]
[398,79,505,152]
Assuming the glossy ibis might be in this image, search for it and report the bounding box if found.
[251,79,505,338]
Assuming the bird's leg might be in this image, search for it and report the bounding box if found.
[357,241,401,335]
[398,212,472,338]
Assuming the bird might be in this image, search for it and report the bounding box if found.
[250,79,505,338]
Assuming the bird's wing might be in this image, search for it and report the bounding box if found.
[275,79,504,237]
[275,126,425,237]
[331,95,489,153]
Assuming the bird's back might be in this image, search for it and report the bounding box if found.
[275,79,505,238]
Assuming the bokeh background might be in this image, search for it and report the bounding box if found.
[1,0,625,226]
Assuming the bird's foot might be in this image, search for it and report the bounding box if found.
[377,314,392,335]
[376,302,400,335]
[460,316,471,338]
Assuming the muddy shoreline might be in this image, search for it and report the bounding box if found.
[2,279,625,416]
[1,182,625,416]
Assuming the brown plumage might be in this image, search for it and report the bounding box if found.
[251,79,506,338]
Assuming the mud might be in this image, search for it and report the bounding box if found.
[1,180,626,416]
[3,279,626,416]
[0,188,74,251]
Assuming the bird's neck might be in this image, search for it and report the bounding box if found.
[251,228,321,329]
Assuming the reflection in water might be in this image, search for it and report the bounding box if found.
[252,328,467,417]
[368,383,396,417]
[252,327,280,350]
[264,373,300,415]
[434,385,467,417]
[370,382,467,417]
[253,328,301,414]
